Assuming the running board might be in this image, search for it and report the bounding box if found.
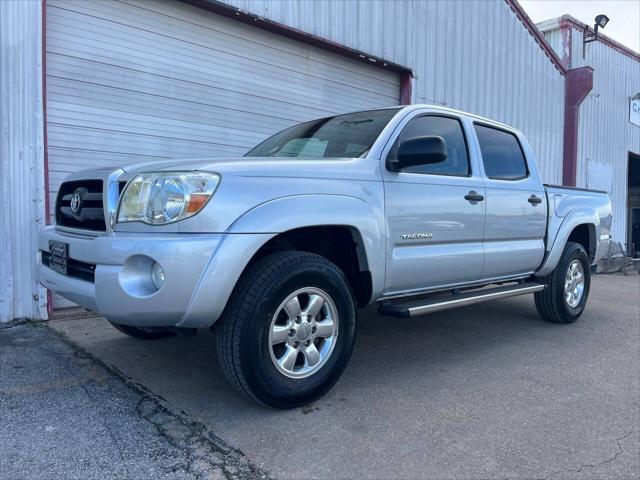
[378,283,545,318]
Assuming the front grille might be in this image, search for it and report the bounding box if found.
[41,251,96,283]
[55,180,106,231]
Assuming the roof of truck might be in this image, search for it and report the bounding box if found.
[398,104,516,131]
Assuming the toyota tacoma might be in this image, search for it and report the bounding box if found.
[38,105,613,408]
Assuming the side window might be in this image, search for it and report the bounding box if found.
[474,124,528,180]
[389,115,470,176]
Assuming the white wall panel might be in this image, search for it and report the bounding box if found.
[222,0,566,185]
[0,0,48,321]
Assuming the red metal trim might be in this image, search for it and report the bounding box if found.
[399,71,412,105]
[558,15,639,63]
[505,0,567,75]
[41,0,53,317]
[563,66,594,186]
[179,0,413,78]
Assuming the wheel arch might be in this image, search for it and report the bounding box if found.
[242,225,373,307]
[536,206,599,277]
[567,223,596,261]
[227,194,385,306]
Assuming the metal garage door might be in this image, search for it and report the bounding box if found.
[45,0,400,308]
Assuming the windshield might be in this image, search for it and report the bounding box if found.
[245,108,401,158]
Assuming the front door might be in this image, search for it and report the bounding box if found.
[382,113,485,295]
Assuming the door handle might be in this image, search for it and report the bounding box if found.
[464,191,484,202]
[528,194,542,205]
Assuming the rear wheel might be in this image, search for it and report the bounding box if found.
[534,241,591,324]
[108,321,176,340]
[216,251,357,409]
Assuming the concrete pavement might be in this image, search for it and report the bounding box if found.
[0,322,269,480]
[3,273,639,479]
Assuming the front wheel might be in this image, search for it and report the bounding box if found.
[216,251,357,408]
[534,241,591,324]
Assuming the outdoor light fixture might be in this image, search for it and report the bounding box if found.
[594,14,609,29]
[583,14,610,58]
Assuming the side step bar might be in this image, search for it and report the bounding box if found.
[378,283,545,318]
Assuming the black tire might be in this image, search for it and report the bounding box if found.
[216,251,357,409]
[534,241,591,324]
[108,321,176,340]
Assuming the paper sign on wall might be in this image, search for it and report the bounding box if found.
[586,158,613,193]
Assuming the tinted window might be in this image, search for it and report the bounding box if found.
[245,108,400,159]
[389,115,469,176]
[474,124,528,180]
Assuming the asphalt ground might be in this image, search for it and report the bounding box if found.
[0,322,268,480]
[2,273,639,479]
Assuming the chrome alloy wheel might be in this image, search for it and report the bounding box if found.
[564,259,585,308]
[268,287,339,379]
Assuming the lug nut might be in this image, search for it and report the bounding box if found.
[305,340,311,347]
[311,326,317,334]
[294,341,300,348]
[289,329,295,337]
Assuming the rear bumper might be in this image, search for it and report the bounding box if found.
[37,226,273,327]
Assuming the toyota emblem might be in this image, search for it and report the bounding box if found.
[70,193,81,214]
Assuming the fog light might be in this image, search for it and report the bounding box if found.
[151,262,165,290]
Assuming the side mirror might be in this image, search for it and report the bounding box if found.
[391,135,447,171]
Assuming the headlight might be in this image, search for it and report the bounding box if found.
[117,172,220,225]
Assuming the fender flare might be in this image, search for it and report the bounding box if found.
[228,194,386,298]
[178,194,386,327]
[536,206,598,277]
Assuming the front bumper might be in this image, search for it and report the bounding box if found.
[37,227,273,328]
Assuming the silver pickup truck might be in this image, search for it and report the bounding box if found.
[38,105,612,408]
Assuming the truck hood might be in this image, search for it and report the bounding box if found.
[115,156,379,182]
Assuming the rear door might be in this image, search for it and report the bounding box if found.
[473,123,546,279]
[382,111,485,295]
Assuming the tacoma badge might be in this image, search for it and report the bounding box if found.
[401,233,433,240]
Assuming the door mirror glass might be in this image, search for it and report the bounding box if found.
[393,136,447,171]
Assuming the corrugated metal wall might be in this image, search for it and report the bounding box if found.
[0,0,48,322]
[540,24,570,69]
[542,28,563,57]
[542,23,640,243]
[221,0,566,184]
